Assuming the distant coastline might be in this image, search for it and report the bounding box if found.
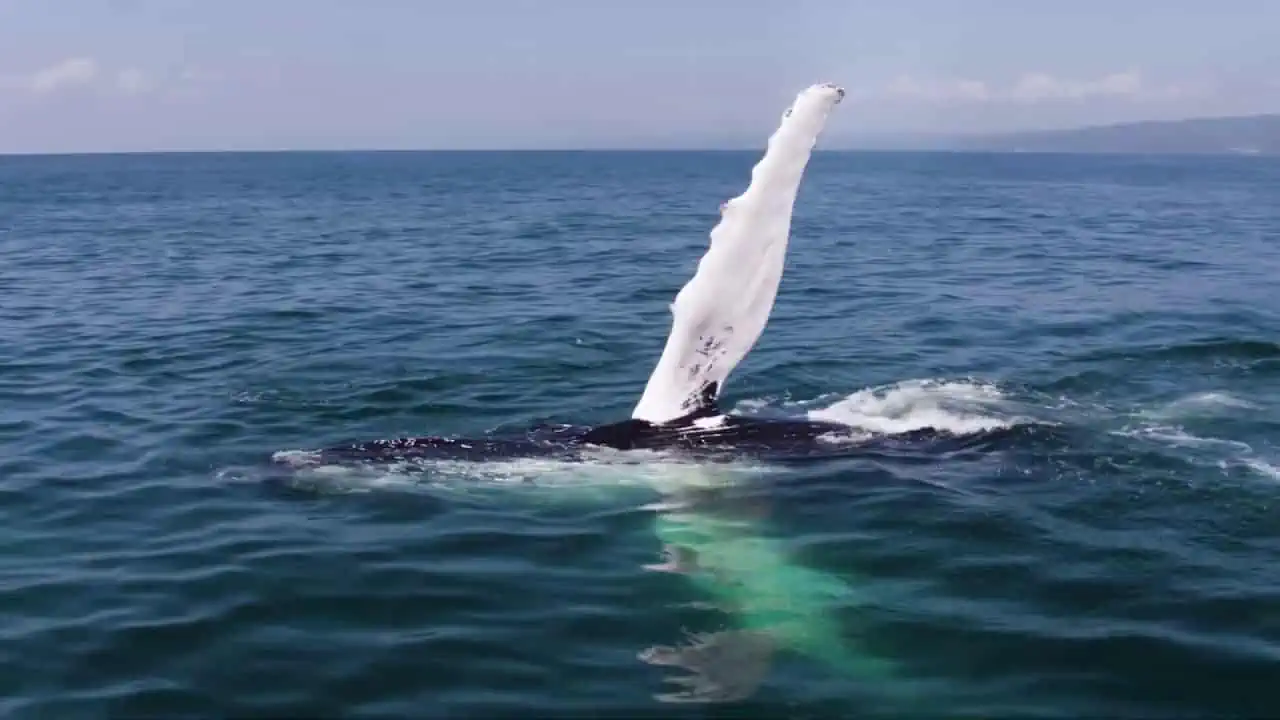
[839,114,1280,156]
[4,114,1280,156]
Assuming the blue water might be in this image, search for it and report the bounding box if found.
[2,150,1278,718]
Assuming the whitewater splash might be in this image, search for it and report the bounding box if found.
[632,83,845,423]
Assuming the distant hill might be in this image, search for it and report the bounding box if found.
[933,114,1280,155]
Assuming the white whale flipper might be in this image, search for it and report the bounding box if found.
[631,83,846,424]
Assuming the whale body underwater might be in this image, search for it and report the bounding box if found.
[275,82,991,470]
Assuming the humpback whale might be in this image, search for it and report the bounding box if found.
[300,82,850,466]
[270,84,938,705]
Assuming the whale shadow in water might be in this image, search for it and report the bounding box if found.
[634,473,870,705]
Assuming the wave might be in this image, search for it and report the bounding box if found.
[1079,337,1280,365]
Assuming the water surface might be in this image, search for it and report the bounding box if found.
[1,150,1278,718]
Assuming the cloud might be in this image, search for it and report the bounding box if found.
[1009,70,1141,101]
[27,57,99,93]
[0,58,199,98]
[115,68,152,95]
[865,70,1195,105]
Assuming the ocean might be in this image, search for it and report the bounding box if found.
[1,149,1278,718]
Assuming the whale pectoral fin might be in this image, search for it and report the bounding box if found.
[640,628,776,704]
[630,84,845,426]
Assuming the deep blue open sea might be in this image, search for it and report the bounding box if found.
[2,149,1279,718]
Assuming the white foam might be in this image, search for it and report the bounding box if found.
[271,449,321,466]
[632,83,846,423]
[1244,459,1280,481]
[271,444,778,499]
[1112,422,1280,485]
[1139,391,1260,421]
[802,379,1015,436]
[1114,426,1254,453]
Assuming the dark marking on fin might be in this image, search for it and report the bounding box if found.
[671,381,720,425]
[696,381,720,414]
[579,383,722,449]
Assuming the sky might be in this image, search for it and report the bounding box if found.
[1,0,1278,152]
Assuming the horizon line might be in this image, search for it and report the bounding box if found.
[0,146,925,158]
[2,147,1276,159]
[6,111,1279,158]
[5,109,1278,158]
